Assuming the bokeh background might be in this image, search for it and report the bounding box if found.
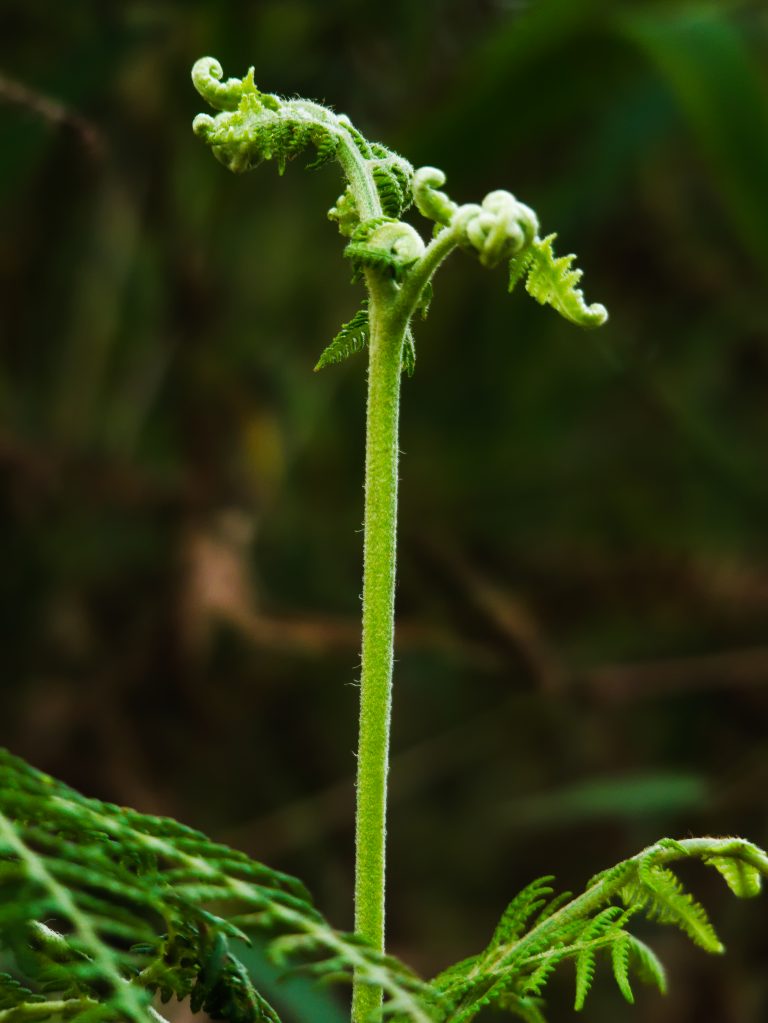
[2,1,768,1021]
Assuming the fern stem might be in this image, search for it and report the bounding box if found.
[353,292,404,1023]
[396,221,462,317]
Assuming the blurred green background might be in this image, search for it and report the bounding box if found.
[2,1,768,1020]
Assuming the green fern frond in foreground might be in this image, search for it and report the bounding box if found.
[430,836,768,1023]
[0,748,432,1023]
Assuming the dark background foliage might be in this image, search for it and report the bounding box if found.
[2,1,768,1021]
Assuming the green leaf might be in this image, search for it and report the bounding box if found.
[631,863,723,953]
[0,748,433,1023]
[626,935,666,995]
[610,934,634,1005]
[315,303,369,371]
[488,878,555,950]
[573,905,624,1011]
[497,992,549,1023]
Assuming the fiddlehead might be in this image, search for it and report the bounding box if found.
[191,58,411,228]
[401,169,606,332]
[345,219,425,282]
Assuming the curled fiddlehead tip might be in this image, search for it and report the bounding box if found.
[408,166,607,328]
[458,190,539,268]
[413,167,457,227]
[346,219,426,281]
[191,57,413,231]
[192,57,251,112]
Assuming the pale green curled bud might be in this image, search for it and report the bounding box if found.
[460,190,539,268]
[413,167,457,227]
[192,57,250,111]
[345,219,426,281]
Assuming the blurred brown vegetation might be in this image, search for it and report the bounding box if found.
[2,1,768,1021]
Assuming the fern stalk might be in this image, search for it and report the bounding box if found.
[354,295,404,1023]
[188,61,610,1023]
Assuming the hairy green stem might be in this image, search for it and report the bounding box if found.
[352,293,405,1023]
[396,223,463,319]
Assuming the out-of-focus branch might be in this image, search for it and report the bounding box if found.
[582,646,768,703]
[0,70,104,158]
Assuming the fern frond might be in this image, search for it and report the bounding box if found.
[430,836,768,1023]
[705,854,763,899]
[192,59,413,240]
[627,864,723,952]
[315,303,369,371]
[0,749,434,1023]
[625,934,666,994]
[488,878,555,950]
[496,992,548,1023]
[508,234,607,328]
[571,905,628,1011]
[304,131,339,171]
[531,890,573,926]
[371,164,411,219]
[520,950,569,998]
[610,933,634,1004]
[572,909,615,1011]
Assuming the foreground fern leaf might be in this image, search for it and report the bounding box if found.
[0,749,432,1023]
[430,837,768,1022]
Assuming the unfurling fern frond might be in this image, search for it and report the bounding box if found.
[428,836,768,1023]
[192,58,412,239]
[508,234,608,328]
[0,748,434,1023]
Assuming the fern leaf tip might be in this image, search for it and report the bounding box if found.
[509,235,608,329]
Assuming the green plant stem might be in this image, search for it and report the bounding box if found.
[353,288,405,1023]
